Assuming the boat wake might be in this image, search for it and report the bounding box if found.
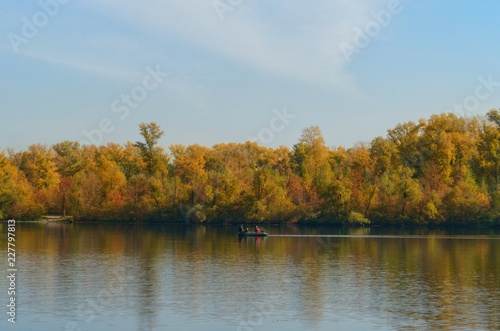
[268,234,500,240]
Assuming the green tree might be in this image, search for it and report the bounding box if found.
[387,120,425,174]
[374,166,423,224]
[135,122,166,176]
[293,126,329,186]
[442,170,490,223]
[370,136,399,175]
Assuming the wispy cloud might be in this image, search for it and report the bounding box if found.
[12,49,141,82]
[2,0,388,90]
[159,74,213,115]
[83,0,386,91]
[0,8,167,83]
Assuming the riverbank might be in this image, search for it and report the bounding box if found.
[5,217,499,229]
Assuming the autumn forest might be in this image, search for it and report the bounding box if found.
[3,111,500,226]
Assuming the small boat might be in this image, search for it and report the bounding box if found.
[238,231,268,237]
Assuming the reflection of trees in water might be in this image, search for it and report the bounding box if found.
[12,223,500,330]
[133,252,161,331]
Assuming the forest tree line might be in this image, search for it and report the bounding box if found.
[2,111,500,225]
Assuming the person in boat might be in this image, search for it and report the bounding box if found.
[238,224,246,233]
[255,225,260,233]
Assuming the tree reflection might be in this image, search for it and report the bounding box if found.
[4,223,500,330]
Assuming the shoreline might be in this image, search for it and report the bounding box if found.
[2,218,499,229]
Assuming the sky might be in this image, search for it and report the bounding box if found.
[0,0,499,151]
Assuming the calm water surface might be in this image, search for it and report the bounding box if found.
[0,223,499,331]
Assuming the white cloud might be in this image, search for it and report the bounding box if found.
[13,49,141,81]
[83,0,387,91]
[2,0,390,95]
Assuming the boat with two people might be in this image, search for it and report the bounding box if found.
[238,224,268,237]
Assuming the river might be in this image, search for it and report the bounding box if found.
[0,222,498,330]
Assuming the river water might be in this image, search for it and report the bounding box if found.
[0,222,498,331]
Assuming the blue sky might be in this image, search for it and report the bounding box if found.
[1,0,499,151]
